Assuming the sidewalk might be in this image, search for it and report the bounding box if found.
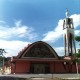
[0,74,80,79]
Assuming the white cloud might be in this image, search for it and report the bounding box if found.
[15,20,22,27]
[0,20,37,40]
[75,30,80,35]
[0,20,37,57]
[0,20,6,24]
[42,14,80,43]
[42,19,63,42]
[54,46,78,56]
[54,47,64,56]
[0,39,30,57]
[70,14,80,28]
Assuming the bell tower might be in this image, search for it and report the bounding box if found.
[63,10,76,56]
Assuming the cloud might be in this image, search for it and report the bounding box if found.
[54,46,78,56]
[0,40,30,57]
[70,14,80,28]
[0,20,37,40]
[42,19,63,42]
[0,20,37,57]
[75,30,80,35]
[0,20,6,24]
[14,20,22,27]
[42,14,80,43]
[54,47,64,56]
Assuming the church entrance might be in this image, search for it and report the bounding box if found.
[30,63,50,74]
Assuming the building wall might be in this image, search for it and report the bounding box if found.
[11,61,30,74]
[71,64,76,73]
[11,60,79,74]
[50,62,54,73]
[48,61,77,73]
[55,61,66,73]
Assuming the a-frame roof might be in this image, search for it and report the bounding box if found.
[17,41,59,59]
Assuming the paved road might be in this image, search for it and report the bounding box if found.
[0,74,80,79]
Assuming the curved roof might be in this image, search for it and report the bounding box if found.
[17,41,59,59]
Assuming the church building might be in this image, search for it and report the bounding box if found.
[11,10,80,74]
[11,41,77,74]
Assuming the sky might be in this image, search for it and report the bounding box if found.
[0,0,80,57]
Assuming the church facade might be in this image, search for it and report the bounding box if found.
[11,41,78,74]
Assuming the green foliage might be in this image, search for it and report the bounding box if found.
[74,52,80,63]
[74,58,80,63]
[75,53,80,57]
[0,48,6,56]
[75,36,80,58]
[73,49,80,58]
[0,56,4,61]
[0,56,8,62]
[75,36,80,42]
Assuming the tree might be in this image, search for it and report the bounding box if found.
[75,36,80,42]
[0,49,6,56]
[75,36,80,78]
[75,36,80,57]
[0,49,7,66]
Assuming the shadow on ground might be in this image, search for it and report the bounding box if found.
[0,77,26,80]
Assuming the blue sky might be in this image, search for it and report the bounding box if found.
[0,0,80,57]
